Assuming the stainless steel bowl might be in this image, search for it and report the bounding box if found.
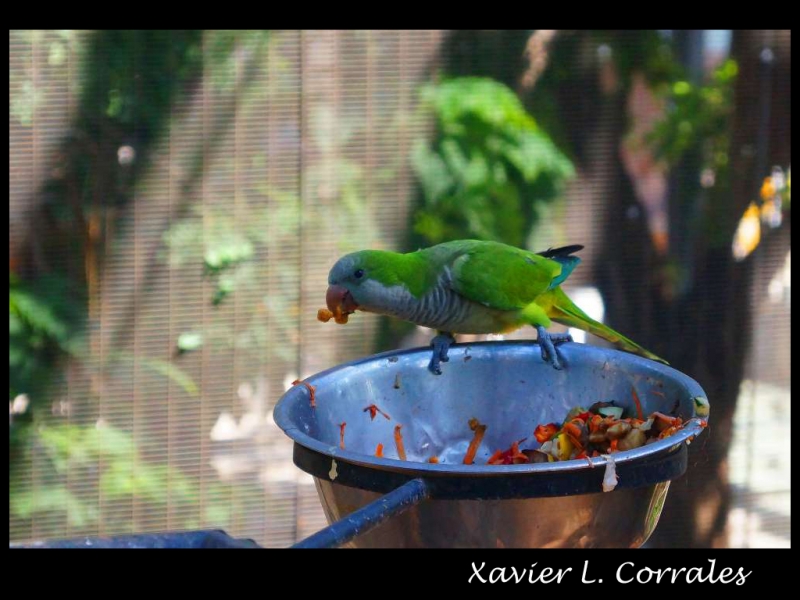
[274,341,709,548]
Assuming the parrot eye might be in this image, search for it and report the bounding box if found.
[354,269,365,279]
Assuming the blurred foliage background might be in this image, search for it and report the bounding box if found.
[9,30,790,547]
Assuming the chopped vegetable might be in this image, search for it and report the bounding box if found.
[531,399,698,462]
[602,455,619,492]
[652,412,682,432]
[342,391,703,468]
[363,404,391,421]
[617,428,646,451]
[394,425,407,461]
[693,396,710,417]
[292,379,317,408]
[606,421,631,440]
[463,418,487,465]
[563,420,587,450]
[487,440,529,465]
[565,406,590,421]
[534,423,559,443]
[598,406,624,420]
[631,386,644,421]
[553,433,575,460]
[317,306,349,324]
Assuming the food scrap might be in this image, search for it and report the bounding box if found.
[534,423,559,444]
[331,392,703,469]
[602,454,618,492]
[394,425,407,461]
[533,401,693,463]
[463,418,487,465]
[363,404,391,421]
[693,396,710,417]
[487,439,529,465]
[631,385,644,421]
[291,379,317,408]
[317,306,349,325]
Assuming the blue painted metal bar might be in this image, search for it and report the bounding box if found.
[11,529,260,549]
[291,477,430,549]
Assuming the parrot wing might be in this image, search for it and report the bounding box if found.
[447,242,563,311]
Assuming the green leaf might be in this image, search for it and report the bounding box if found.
[412,76,575,246]
[177,332,204,352]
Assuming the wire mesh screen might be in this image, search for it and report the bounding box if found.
[9,30,790,548]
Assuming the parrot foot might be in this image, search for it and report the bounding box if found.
[428,332,456,375]
[536,326,573,370]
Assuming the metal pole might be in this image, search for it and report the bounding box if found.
[291,478,430,549]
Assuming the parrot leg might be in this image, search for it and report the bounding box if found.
[428,332,456,375]
[535,326,573,370]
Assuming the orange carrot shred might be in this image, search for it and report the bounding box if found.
[487,450,504,464]
[610,439,619,452]
[292,379,317,408]
[394,425,406,461]
[566,434,584,452]
[463,418,487,465]
[488,440,529,465]
[563,422,584,448]
[428,456,439,464]
[363,404,391,421]
[631,385,644,421]
[652,412,680,426]
[375,443,384,458]
[534,423,559,443]
[338,422,346,449]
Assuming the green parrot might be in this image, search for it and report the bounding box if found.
[324,239,667,374]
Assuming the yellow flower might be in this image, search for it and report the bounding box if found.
[732,202,761,261]
[760,176,776,201]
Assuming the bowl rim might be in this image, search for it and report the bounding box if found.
[273,341,709,477]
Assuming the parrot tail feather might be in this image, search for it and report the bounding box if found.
[545,288,668,365]
[537,245,584,259]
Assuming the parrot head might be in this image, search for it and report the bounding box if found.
[325,251,383,318]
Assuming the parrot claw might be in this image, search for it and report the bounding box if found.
[536,326,572,370]
[428,332,456,375]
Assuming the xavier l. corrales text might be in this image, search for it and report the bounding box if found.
[468,560,751,585]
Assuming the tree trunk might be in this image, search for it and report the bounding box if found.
[600,29,791,547]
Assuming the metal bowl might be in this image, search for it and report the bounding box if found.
[274,341,709,548]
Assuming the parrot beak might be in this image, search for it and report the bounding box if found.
[326,284,359,315]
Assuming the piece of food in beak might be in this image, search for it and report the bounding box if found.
[324,284,359,324]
